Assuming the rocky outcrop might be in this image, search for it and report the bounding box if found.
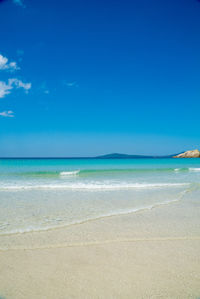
[173,149,200,158]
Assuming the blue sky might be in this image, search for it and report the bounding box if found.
[0,0,200,157]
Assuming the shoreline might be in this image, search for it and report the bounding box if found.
[0,195,200,298]
[0,196,183,239]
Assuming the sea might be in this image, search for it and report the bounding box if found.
[0,158,200,235]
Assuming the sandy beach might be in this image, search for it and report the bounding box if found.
[1,0,200,297]
[0,193,200,299]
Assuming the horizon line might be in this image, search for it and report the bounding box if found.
[0,152,179,159]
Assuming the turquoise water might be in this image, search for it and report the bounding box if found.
[0,158,200,234]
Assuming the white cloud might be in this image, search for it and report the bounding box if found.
[0,78,31,98]
[0,81,13,98]
[0,111,14,118]
[9,78,31,92]
[0,54,19,72]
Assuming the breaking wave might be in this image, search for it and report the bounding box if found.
[0,167,198,178]
[0,182,188,191]
[60,170,80,176]
[188,168,200,172]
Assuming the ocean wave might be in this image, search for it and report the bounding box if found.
[188,168,200,172]
[0,167,192,178]
[0,182,188,191]
[170,167,200,173]
[174,167,200,173]
[60,170,80,176]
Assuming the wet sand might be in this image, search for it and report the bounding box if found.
[0,196,200,299]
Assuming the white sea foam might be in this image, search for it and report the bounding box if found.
[0,182,188,191]
[189,168,200,172]
[60,170,80,176]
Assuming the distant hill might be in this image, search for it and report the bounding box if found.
[96,153,179,159]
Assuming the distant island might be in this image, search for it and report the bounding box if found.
[96,153,177,159]
[97,150,200,159]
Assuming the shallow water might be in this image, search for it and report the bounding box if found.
[0,158,200,234]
